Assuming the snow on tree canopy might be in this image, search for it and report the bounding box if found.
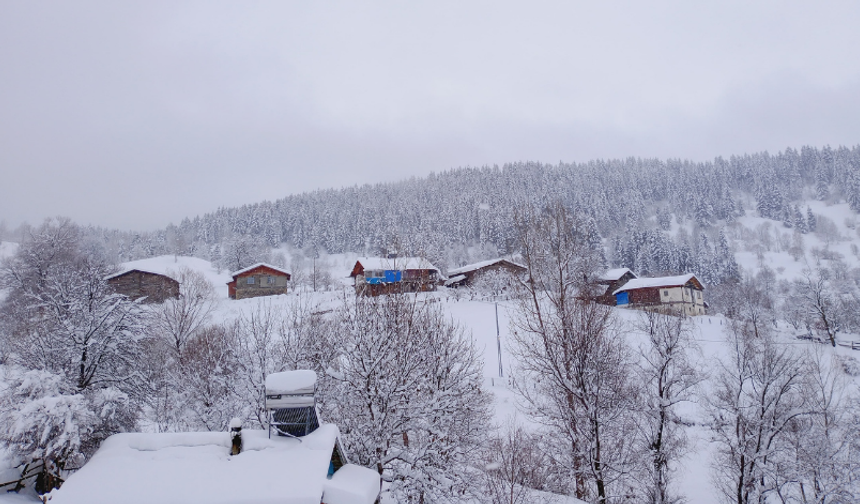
[265,370,317,395]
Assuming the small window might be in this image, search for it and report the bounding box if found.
[697,292,701,299]
[268,275,275,284]
[247,276,255,285]
[663,290,669,297]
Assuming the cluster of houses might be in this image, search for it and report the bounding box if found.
[106,256,706,316]
[83,258,708,502]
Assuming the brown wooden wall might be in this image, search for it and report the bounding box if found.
[232,265,290,300]
[108,271,179,304]
[627,287,663,306]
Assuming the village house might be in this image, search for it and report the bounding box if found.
[350,256,442,296]
[612,273,706,316]
[227,263,291,300]
[595,267,638,305]
[444,258,527,288]
[106,269,179,303]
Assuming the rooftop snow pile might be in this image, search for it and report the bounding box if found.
[51,426,341,504]
[598,267,635,282]
[323,464,381,504]
[265,370,317,395]
[266,370,317,409]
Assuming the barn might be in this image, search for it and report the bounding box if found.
[595,267,638,305]
[106,269,180,303]
[227,263,291,300]
[444,258,527,288]
[612,273,706,316]
[350,256,442,296]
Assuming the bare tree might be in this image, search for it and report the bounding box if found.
[150,267,218,361]
[479,418,550,504]
[232,300,283,427]
[179,324,244,431]
[635,310,699,504]
[708,325,808,504]
[789,265,841,346]
[774,348,860,503]
[510,203,638,503]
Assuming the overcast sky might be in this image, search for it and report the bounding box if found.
[2,1,859,231]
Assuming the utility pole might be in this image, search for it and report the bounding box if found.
[495,301,503,378]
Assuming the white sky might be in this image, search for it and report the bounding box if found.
[1,1,859,231]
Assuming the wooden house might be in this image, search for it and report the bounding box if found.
[612,273,706,316]
[350,257,442,296]
[595,267,638,305]
[444,258,527,288]
[106,269,180,304]
[227,263,291,300]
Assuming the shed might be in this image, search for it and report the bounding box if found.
[227,263,291,300]
[106,269,179,304]
[595,267,638,305]
[445,258,527,288]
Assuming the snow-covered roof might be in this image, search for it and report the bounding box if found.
[444,274,467,287]
[447,258,526,277]
[613,274,701,295]
[598,267,636,282]
[353,257,440,273]
[104,267,174,281]
[266,370,317,395]
[230,262,292,278]
[323,464,382,504]
[104,256,232,294]
[51,425,378,504]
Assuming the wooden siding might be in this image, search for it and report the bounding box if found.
[618,281,706,316]
[596,271,637,305]
[453,261,526,287]
[108,270,179,304]
[231,265,290,300]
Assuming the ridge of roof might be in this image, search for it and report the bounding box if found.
[447,258,526,276]
[104,268,175,281]
[612,273,700,295]
[230,263,292,278]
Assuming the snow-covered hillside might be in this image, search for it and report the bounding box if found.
[5,253,842,502]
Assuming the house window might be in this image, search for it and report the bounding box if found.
[268,276,275,284]
[247,277,255,285]
[697,291,701,299]
[663,290,668,297]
